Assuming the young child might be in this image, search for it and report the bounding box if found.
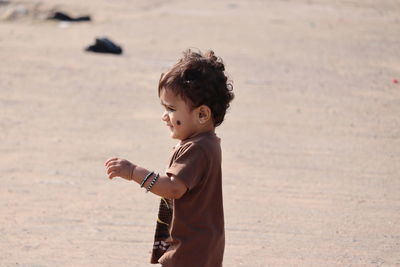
[104,49,234,267]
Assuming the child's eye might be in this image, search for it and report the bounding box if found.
[166,106,175,112]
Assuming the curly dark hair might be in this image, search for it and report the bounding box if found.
[158,49,234,127]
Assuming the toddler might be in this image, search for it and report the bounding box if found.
[105,49,234,267]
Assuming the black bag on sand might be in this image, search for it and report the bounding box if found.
[85,37,123,55]
[48,11,91,22]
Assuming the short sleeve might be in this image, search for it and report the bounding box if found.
[166,143,208,191]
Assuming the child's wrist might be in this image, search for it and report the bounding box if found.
[129,163,137,181]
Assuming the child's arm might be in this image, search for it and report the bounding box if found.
[105,157,187,199]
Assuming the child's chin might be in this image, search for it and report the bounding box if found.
[170,131,178,139]
[171,132,183,140]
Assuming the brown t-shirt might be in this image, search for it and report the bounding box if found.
[158,131,225,267]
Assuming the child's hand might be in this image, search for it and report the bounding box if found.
[105,157,136,181]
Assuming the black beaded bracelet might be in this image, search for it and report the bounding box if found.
[140,171,154,188]
[146,173,160,193]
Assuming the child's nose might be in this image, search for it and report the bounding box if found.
[161,111,169,121]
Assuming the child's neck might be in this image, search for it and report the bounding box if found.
[185,123,215,140]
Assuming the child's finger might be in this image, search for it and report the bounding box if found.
[108,171,119,179]
[105,157,118,166]
[107,165,119,175]
[105,161,119,170]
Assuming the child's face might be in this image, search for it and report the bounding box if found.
[160,88,199,141]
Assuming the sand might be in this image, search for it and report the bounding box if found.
[1,0,399,266]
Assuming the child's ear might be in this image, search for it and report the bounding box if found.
[198,105,212,124]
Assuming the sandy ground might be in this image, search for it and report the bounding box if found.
[1,0,400,266]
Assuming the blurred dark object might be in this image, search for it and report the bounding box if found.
[0,1,11,6]
[85,37,123,55]
[48,11,91,22]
